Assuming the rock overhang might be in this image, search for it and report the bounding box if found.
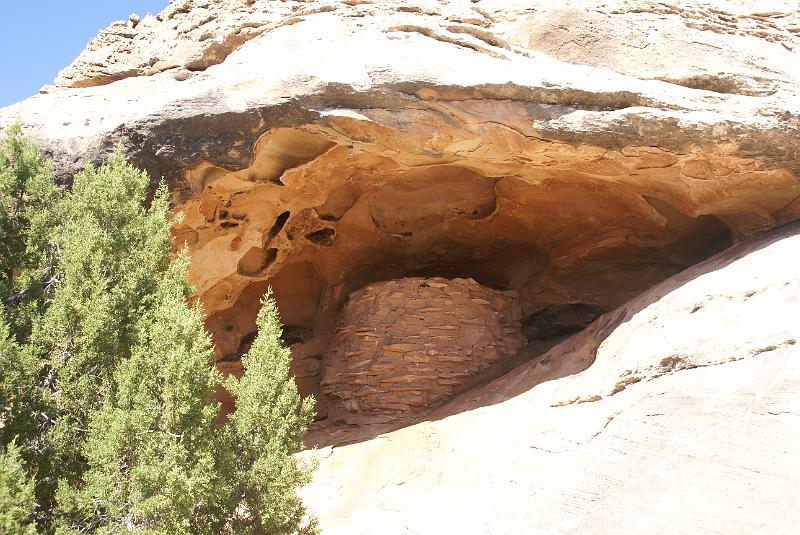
[2,0,800,426]
[173,109,797,422]
[2,0,800,181]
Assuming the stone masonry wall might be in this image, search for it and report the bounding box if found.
[321,277,525,416]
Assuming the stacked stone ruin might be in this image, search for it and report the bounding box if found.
[321,277,525,416]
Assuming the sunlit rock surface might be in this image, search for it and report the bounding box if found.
[1,0,799,532]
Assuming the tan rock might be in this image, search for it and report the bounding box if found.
[383,343,420,353]
[301,220,800,534]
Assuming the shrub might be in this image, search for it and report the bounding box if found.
[0,127,316,534]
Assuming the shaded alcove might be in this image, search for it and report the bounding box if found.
[206,260,325,361]
[201,164,736,427]
[340,237,543,294]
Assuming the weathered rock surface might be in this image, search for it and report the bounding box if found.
[3,0,799,180]
[1,0,800,530]
[301,220,800,534]
[53,0,800,100]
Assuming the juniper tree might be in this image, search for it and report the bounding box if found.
[223,293,317,535]
[0,126,58,529]
[0,442,39,535]
[51,162,317,533]
[0,123,59,339]
[0,315,40,463]
[28,153,176,513]
[56,253,226,534]
[0,307,47,533]
[0,129,317,534]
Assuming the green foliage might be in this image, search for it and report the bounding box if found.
[0,126,58,527]
[0,123,59,339]
[0,127,316,534]
[56,251,225,533]
[0,314,40,457]
[0,442,39,534]
[224,294,318,535]
[31,154,174,491]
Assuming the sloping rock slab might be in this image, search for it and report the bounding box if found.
[300,220,800,534]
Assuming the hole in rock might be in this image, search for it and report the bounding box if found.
[206,261,324,361]
[223,331,256,362]
[249,128,336,185]
[267,211,291,240]
[282,325,314,346]
[305,227,335,247]
[667,214,732,263]
[644,196,733,263]
[523,303,609,341]
[367,168,497,235]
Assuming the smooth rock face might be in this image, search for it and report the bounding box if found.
[53,0,800,100]
[1,0,799,531]
[301,221,800,535]
[322,277,524,417]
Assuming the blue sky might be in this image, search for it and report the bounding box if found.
[0,1,167,107]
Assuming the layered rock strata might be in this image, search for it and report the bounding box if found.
[322,277,524,416]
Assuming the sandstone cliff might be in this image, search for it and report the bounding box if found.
[2,0,799,532]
